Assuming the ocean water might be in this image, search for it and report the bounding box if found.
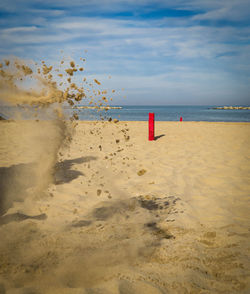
[1,105,250,122]
[76,105,250,122]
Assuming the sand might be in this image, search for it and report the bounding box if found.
[0,120,250,294]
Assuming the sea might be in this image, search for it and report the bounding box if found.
[1,105,250,122]
[75,105,250,122]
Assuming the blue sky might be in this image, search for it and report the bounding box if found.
[0,0,250,105]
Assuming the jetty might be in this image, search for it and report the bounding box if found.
[73,106,122,110]
[211,106,250,110]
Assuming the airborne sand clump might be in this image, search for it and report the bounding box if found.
[0,56,115,213]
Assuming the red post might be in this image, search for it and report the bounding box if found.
[180,116,183,122]
[149,113,155,141]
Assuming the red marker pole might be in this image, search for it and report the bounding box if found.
[149,113,155,141]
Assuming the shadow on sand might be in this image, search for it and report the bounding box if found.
[154,134,165,141]
[0,163,36,216]
[54,156,97,184]
[0,156,97,216]
[0,212,47,226]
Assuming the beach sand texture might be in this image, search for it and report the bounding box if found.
[0,121,250,293]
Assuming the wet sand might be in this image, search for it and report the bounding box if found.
[0,121,250,293]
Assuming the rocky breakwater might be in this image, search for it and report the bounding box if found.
[211,106,250,110]
[73,106,122,110]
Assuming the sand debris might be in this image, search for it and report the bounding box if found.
[21,65,33,75]
[42,64,52,75]
[137,169,147,176]
[65,68,76,76]
[94,79,101,85]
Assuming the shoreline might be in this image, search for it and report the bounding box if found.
[1,119,250,124]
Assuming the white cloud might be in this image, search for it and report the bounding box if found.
[0,0,249,105]
[87,69,249,105]
[191,0,250,22]
[0,15,248,65]
[1,26,38,33]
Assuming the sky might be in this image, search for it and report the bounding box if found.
[0,0,250,105]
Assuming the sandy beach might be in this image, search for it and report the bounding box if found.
[0,120,250,293]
